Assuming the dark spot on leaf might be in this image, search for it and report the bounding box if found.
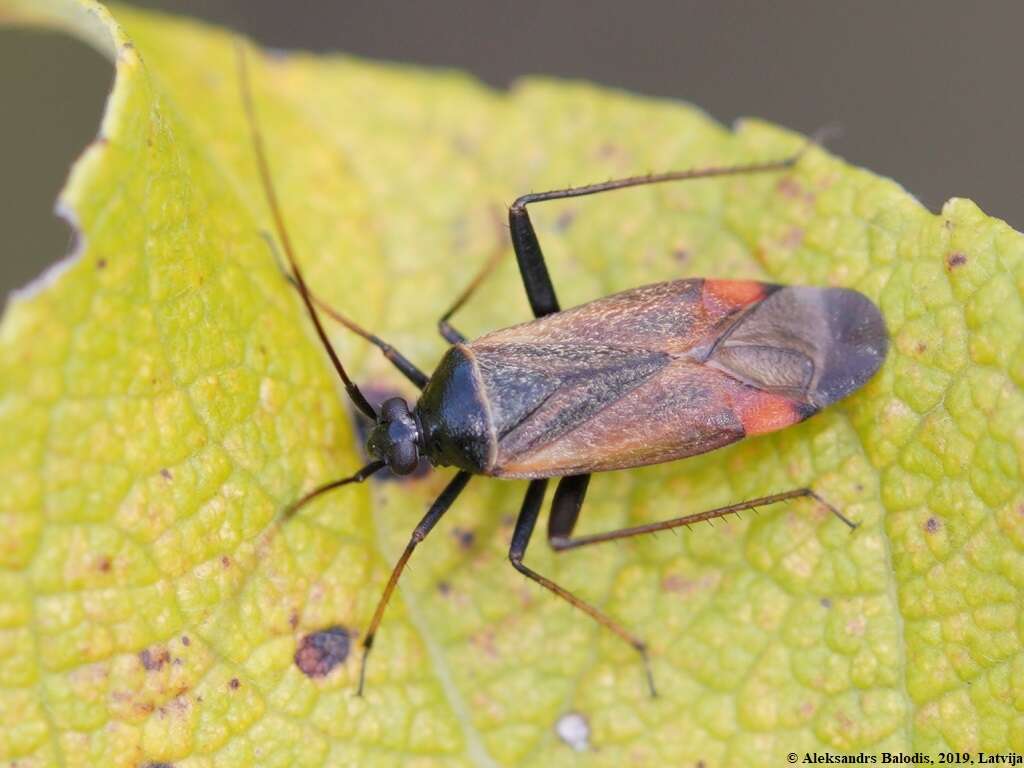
[221,556,231,568]
[672,247,689,263]
[554,209,576,232]
[946,252,967,269]
[925,517,941,533]
[916,341,927,354]
[229,678,240,690]
[139,648,170,671]
[289,611,299,629]
[437,580,452,595]
[97,258,107,269]
[820,597,833,609]
[295,626,352,678]
[452,527,475,549]
[181,635,190,646]
[97,556,111,572]
[160,468,172,480]
[596,142,620,159]
[142,763,174,768]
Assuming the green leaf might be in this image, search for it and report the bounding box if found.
[2,2,1023,766]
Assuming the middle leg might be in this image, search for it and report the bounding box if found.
[509,479,656,697]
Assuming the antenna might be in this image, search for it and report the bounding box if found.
[236,42,378,420]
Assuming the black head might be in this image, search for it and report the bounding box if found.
[365,397,422,475]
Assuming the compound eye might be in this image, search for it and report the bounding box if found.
[389,441,419,476]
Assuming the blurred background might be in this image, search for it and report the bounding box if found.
[2,1,1022,297]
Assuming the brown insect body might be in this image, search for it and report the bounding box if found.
[416,277,887,479]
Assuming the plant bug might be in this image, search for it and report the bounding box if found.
[237,47,887,697]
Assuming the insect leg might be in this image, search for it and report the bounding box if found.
[508,151,806,319]
[546,474,591,548]
[261,232,429,389]
[549,486,856,553]
[358,470,472,695]
[436,244,505,343]
[510,479,656,697]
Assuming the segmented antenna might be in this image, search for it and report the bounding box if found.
[236,42,378,420]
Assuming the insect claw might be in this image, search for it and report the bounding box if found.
[637,646,658,699]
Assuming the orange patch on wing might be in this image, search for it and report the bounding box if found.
[731,389,802,436]
[703,279,767,311]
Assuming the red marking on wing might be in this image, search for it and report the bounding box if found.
[730,388,802,436]
[702,279,766,313]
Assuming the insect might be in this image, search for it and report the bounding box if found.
[237,48,887,697]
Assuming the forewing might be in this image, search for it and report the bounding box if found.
[469,342,670,449]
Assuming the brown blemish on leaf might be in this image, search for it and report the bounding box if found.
[820,597,833,609]
[97,556,112,572]
[672,247,689,264]
[660,574,692,595]
[946,252,968,269]
[97,258,107,269]
[139,647,170,671]
[775,177,815,203]
[782,227,804,248]
[181,635,190,646]
[925,517,941,533]
[294,626,352,678]
[289,611,299,629]
[221,555,231,568]
[437,580,452,595]
[228,677,240,690]
[916,341,928,354]
[471,629,499,659]
[160,468,172,480]
[142,762,174,768]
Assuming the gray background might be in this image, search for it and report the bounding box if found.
[2,1,1022,297]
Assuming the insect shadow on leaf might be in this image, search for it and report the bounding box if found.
[236,44,886,698]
